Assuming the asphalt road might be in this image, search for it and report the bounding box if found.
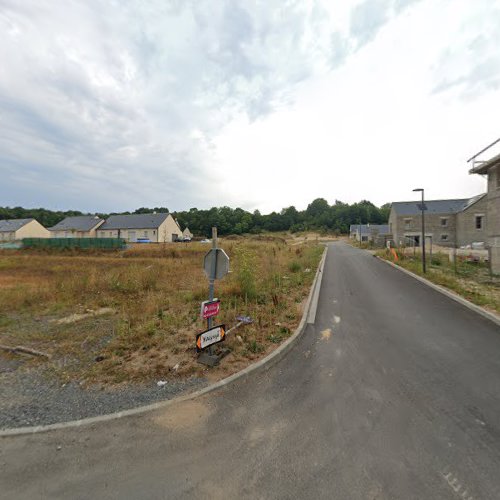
[2,242,500,499]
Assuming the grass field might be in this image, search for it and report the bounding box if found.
[0,236,324,385]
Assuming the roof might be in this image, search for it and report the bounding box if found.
[390,198,471,216]
[49,215,104,232]
[349,224,390,235]
[99,213,170,230]
[470,151,500,175]
[461,193,486,211]
[0,218,35,232]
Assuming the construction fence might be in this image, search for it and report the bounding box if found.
[22,238,126,250]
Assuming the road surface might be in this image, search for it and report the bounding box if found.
[2,242,500,499]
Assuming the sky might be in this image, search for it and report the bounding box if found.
[1,0,499,214]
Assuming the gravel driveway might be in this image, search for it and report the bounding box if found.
[0,353,207,429]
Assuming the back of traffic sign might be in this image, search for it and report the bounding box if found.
[203,248,230,280]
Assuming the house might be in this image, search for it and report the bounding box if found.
[349,224,390,245]
[182,227,193,240]
[96,213,182,242]
[470,152,500,273]
[389,196,487,248]
[49,215,104,238]
[0,218,50,241]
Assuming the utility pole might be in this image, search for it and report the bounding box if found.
[413,188,426,273]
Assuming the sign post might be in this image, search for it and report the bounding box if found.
[197,227,230,366]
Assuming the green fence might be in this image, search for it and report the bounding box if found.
[22,238,126,250]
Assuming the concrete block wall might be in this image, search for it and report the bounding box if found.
[456,195,488,247]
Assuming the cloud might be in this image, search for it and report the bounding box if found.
[431,3,500,100]
[0,0,497,214]
[0,0,344,211]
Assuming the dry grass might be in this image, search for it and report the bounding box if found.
[0,238,323,385]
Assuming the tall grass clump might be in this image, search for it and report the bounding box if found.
[234,245,257,301]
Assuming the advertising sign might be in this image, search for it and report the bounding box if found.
[200,299,221,319]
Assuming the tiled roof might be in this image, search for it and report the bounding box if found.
[99,213,170,230]
[0,218,34,232]
[390,199,470,216]
[49,215,103,232]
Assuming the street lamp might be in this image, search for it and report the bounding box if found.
[413,188,426,273]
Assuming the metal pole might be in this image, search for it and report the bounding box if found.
[421,190,426,273]
[207,227,218,355]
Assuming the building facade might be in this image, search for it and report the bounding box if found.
[0,219,50,241]
[97,213,182,242]
[349,224,390,245]
[470,153,500,273]
[389,195,487,249]
[49,215,104,238]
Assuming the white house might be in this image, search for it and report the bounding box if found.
[182,227,193,239]
[49,215,104,238]
[96,213,182,242]
[0,219,50,241]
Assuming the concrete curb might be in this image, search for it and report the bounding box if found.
[0,247,328,437]
[376,256,500,328]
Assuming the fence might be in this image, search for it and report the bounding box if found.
[22,238,126,250]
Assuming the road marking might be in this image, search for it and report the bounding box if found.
[441,469,474,500]
[321,328,332,341]
[333,315,341,324]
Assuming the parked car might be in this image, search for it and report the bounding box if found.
[200,239,211,243]
[136,238,151,243]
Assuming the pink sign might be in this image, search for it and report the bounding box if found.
[201,299,220,319]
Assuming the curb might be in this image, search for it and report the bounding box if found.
[376,256,500,327]
[1,247,328,437]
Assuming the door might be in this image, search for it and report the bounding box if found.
[129,231,137,242]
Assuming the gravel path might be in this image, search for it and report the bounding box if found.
[0,355,207,429]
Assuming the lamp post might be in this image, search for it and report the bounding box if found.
[413,188,426,273]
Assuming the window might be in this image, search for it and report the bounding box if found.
[475,215,484,230]
[404,218,412,230]
[143,231,148,237]
[153,230,156,235]
[440,218,448,227]
[440,234,448,241]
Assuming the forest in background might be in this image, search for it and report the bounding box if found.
[0,198,390,236]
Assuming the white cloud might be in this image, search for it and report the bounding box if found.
[0,0,498,213]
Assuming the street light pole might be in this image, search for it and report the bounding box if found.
[413,188,426,273]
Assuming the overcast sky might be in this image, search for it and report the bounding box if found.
[1,0,499,214]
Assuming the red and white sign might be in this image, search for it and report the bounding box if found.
[200,299,221,319]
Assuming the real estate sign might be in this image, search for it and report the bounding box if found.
[200,299,220,319]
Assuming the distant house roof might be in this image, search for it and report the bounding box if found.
[99,213,170,230]
[390,198,471,216]
[0,218,35,232]
[49,215,104,232]
[470,152,500,175]
[349,224,390,235]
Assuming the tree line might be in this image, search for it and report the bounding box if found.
[0,199,389,236]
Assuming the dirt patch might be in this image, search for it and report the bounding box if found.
[152,398,214,432]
